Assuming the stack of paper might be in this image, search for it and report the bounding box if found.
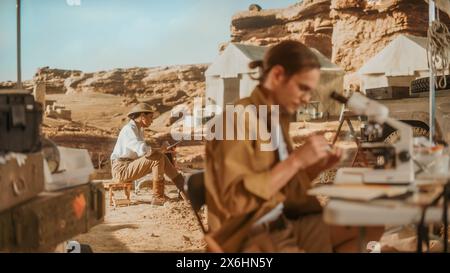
[307,185,410,202]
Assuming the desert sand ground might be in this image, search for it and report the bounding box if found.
[73,183,207,252]
[47,92,130,132]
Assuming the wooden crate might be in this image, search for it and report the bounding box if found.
[0,181,105,252]
[0,153,45,213]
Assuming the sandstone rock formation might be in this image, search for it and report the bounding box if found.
[1,64,208,127]
[248,4,262,12]
[331,0,450,72]
[34,67,82,94]
[0,80,33,90]
[1,64,207,111]
[231,0,333,58]
[38,64,208,98]
[230,0,450,74]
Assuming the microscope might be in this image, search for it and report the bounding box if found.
[330,92,415,184]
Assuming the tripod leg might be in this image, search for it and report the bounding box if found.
[332,118,345,146]
[444,183,449,253]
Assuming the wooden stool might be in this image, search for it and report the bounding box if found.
[99,180,132,208]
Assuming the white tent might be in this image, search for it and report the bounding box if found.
[205,44,265,108]
[205,43,345,118]
[359,34,450,91]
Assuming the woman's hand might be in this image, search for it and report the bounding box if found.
[160,141,170,153]
[291,135,332,169]
[305,148,342,181]
[268,135,342,198]
[291,134,342,180]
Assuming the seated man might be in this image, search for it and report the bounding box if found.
[110,103,186,206]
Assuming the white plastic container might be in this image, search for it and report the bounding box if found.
[415,153,450,180]
[45,146,94,191]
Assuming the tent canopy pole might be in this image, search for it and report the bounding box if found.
[429,0,436,143]
[16,0,22,89]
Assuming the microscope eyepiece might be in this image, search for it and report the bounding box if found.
[330,91,348,104]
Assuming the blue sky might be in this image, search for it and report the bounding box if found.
[0,0,296,81]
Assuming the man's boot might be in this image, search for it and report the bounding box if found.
[151,178,166,206]
[172,173,188,202]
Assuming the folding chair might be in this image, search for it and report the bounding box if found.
[104,180,132,208]
[185,171,223,252]
[185,171,207,233]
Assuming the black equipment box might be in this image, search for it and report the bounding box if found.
[365,86,410,100]
[410,75,450,94]
[0,89,43,153]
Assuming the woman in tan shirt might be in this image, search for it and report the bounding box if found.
[204,40,383,253]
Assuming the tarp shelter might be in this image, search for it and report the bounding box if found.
[205,43,345,118]
[359,34,450,92]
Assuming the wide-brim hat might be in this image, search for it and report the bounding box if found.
[127,103,157,118]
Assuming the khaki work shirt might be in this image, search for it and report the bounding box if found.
[205,86,322,252]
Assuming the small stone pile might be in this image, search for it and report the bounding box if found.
[45,100,72,121]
